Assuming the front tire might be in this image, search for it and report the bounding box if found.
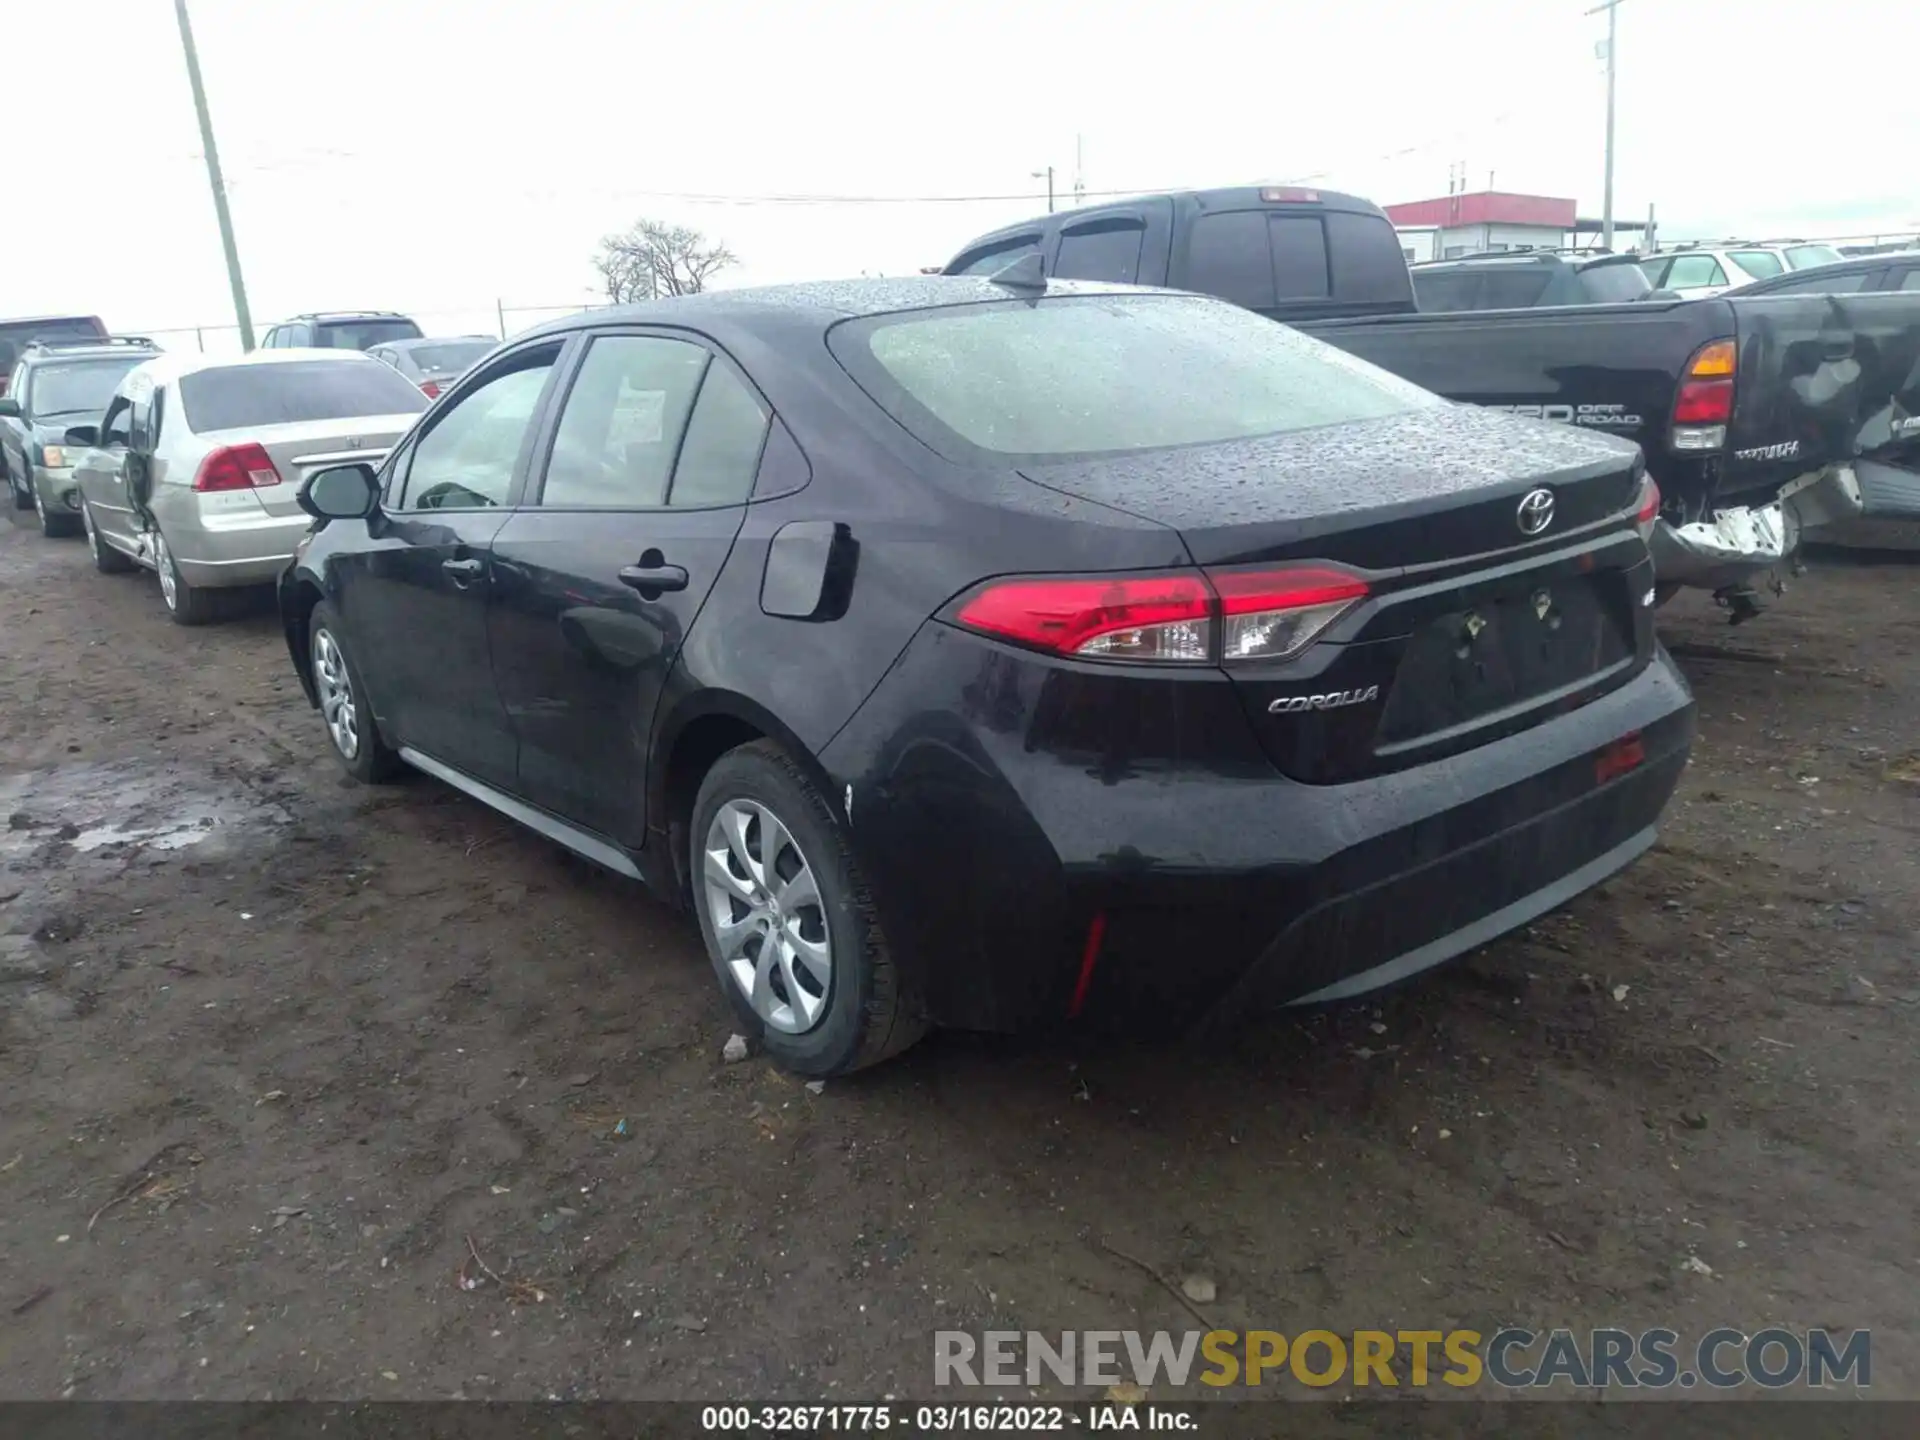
[691,741,924,1077]
[309,601,402,783]
[82,500,135,573]
[34,480,79,538]
[152,528,218,625]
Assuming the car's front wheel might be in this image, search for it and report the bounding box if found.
[33,480,80,538]
[691,741,925,1077]
[309,601,402,783]
[82,500,135,573]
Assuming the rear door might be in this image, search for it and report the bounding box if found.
[338,338,570,789]
[486,328,767,845]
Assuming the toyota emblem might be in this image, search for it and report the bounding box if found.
[1516,487,1556,536]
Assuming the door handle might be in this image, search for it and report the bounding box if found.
[442,556,485,580]
[619,563,689,594]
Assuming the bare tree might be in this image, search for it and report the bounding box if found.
[595,219,738,303]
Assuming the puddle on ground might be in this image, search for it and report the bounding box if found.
[0,759,289,863]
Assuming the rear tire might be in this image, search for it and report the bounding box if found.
[152,527,219,625]
[82,500,135,573]
[309,601,403,783]
[691,740,925,1077]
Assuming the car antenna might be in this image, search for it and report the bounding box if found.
[987,251,1048,291]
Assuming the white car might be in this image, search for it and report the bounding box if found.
[1642,242,1846,298]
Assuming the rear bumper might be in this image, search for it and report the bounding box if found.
[821,624,1695,1034]
[1648,463,1864,589]
[163,504,310,588]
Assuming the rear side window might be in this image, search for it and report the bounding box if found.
[1898,269,1920,292]
[1787,245,1845,270]
[541,335,708,508]
[949,236,1041,276]
[1762,269,1870,295]
[1053,221,1146,285]
[178,360,429,432]
[1730,250,1786,280]
[830,294,1440,463]
[1476,268,1555,309]
[1664,255,1728,289]
[669,360,771,507]
[1578,261,1655,303]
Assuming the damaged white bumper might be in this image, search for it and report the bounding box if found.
[1650,464,1865,590]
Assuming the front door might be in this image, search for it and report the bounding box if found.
[73,394,138,548]
[340,340,568,791]
[487,331,769,845]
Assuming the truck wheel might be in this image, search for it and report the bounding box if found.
[691,740,925,1077]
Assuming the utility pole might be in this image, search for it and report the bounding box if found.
[1588,0,1623,252]
[1072,134,1086,209]
[1031,167,1055,214]
[174,0,255,351]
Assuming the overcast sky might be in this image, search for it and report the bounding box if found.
[8,0,1915,350]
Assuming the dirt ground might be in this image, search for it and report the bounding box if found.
[1,510,1915,1405]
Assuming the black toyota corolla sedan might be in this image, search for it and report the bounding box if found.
[280,276,1694,1076]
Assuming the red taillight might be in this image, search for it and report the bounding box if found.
[1673,379,1733,425]
[951,565,1370,665]
[1635,475,1662,526]
[420,380,441,398]
[193,442,282,493]
[1595,732,1645,784]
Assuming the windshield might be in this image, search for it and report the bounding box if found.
[829,294,1440,462]
[179,360,429,432]
[313,318,423,350]
[1786,245,1845,270]
[24,357,143,419]
[1730,250,1786,279]
[406,341,493,374]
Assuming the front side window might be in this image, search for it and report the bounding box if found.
[401,352,556,510]
[831,294,1440,464]
[1898,268,1920,292]
[1665,255,1728,289]
[540,336,708,508]
[101,396,134,448]
[950,236,1041,276]
[1730,250,1786,280]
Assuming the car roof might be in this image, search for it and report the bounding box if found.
[123,347,390,386]
[515,276,1162,345]
[0,313,103,327]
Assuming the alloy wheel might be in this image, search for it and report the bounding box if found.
[154,532,178,611]
[312,628,360,760]
[702,798,833,1034]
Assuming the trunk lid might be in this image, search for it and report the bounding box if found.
[202,415,416,517]
[1021,405,1653,783]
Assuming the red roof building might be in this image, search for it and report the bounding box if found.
[1384,190,1644,262]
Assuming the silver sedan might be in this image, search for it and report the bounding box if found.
[69,349,428,624]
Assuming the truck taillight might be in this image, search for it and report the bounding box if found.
[1672,339,1735,451]
[951,565,1370,665]
[194,442,282,492]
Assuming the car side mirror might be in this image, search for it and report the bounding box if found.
[299,462,381,521]
[63,423,100,447]
[0,398,21,419]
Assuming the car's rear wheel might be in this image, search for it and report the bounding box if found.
[82,500,135,573]
[309,601,402,783]
[152,528,218,625]
[691,741,924,1077]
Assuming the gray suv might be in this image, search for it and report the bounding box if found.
[259,311,424,351]
[1,336,162,536]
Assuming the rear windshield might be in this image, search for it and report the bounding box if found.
[1786,244,1844,270]
[0,316,107,370]
[1730,250,1786,279]
[313,318,423,350]
[179,359,429,433]
[1579,260,1655,302]
[406,341,493,373]
[828,294,1440,463]
[24,357,144,419]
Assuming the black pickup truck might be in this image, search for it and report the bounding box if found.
[945,188,1920,609]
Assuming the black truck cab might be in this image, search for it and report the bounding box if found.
[944,186,1415,323]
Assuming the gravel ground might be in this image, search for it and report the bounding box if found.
[1,511,1915,1404]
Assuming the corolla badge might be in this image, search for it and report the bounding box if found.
[1516,487,1556,536]
[1268,685,1380,714]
